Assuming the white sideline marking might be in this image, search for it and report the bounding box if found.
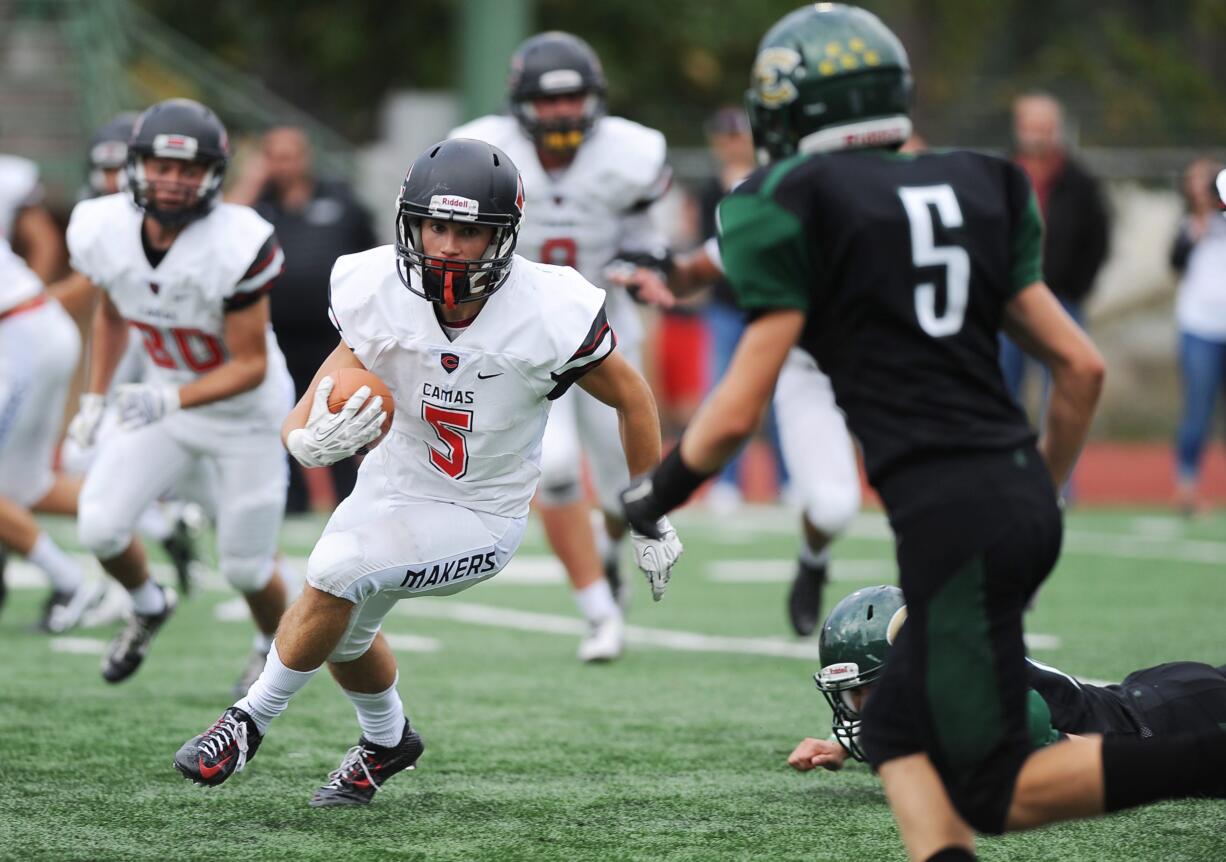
[496,556,566,584]
[1024,634,1061,650]
[213,597,249,622]
[707,559,894,583]
[393,599,1060,658]
[50,637,106,655]
[383,634,442,653]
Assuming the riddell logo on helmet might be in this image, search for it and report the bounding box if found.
[152,134,199,159]
[821,663,860,683]
[429,194,480,221]
[844,129,903,147]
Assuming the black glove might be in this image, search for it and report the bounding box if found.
[620,475,668,539]
[604,247,674,304]
[619,446,712,538]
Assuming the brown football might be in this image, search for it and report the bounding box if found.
[326,367,394,443]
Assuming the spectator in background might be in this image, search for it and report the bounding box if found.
[231,127,376,512]
[1170,157,1226,516]
[698,106,787,511]
[1000,93,1110,406]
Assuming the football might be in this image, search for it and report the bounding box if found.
[326,367,394,443]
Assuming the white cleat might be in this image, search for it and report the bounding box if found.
[578,612,625,663]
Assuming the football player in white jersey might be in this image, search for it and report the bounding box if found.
[0,154,101,632]
[54,111,204,597]
[64,99,293,684]
[173,139,682,806]
[610,235,861,637]
[450,32,675,662]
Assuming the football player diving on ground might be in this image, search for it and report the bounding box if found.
[619,6,1226,861]
[789,586,1226,774]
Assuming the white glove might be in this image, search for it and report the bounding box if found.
[631,516,683,602]
[115,383,180,430]
[285,375,386,468]
[67,393,107,449]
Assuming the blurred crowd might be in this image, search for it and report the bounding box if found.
[5,93,1225,518]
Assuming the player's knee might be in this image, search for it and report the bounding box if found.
[222,554,275,593]
[536,472,583,506]
[327,633,376,664]
[77,501,132,559]
[306,531,365,595]
[803,483,861,536]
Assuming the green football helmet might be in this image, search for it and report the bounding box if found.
[815,584,907,761]
[745,3,913,163]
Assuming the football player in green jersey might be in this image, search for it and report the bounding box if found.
[621,5,1226,861]
[791,586,1226,777]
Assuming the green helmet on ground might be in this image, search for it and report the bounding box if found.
[745,3,913,162]
[814,584,907,760]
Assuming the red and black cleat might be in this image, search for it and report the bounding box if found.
[174,706,263,787]
[309,721,424,807]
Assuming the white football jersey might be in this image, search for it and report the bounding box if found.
[448,114,669,349]
[328,246,616,519]
[0,155,45,312]
[66,194,290,431]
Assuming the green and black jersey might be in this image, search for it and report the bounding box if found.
[718,148,1043,483]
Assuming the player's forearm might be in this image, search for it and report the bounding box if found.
[46,272,97,320]
[87,307,130,395]
[679,377,763,472]
[1040,357,1105,489]
[669,247,722,297]
[617,377,663,477]
[17,208,65,284]
[178,354,268,409]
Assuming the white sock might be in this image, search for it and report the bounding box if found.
[252,631,273,654]
[574,579,619,625]
[128,578,166,615]
[236,641,319,734]
[799,544,831,569]
[136,505,172,542]
[343,674,407,748]
[27,533,84,593]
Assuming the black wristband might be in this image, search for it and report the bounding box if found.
[651,445,713,513]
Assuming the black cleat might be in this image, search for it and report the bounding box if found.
[309,721,424,807]
[0,546,8,617]
[162,518,198,597]
[101,585,177,683]
[174,706,262,787]
[39,579,106,634]
[787,559,828,637]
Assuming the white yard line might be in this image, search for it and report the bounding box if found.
[383,633,442,653]
[49,637,106,655]
[393,598,1059,658]
[707,559,895,583]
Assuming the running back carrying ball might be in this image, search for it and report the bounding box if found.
[327,367,394,441]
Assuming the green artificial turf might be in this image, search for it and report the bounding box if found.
[1,507,1223,861]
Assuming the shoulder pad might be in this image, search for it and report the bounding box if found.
[589,117,669,204]
[448,114,520,147]
[66,194,129,280]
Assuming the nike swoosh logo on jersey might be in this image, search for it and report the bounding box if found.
[476,372,503,380]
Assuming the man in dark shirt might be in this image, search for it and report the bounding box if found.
[243,127,376,511]
[1000,93,1110,407]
